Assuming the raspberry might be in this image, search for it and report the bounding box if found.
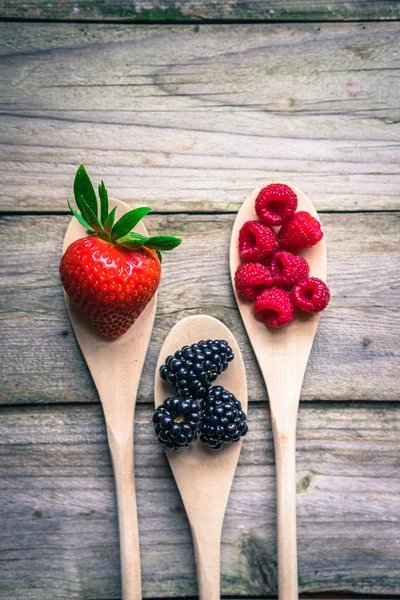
[254,287,295,328]
[291,277,330,313]
[235,262,272,299]
[239,220,278,261]
[255,183,298,226]
[279,211,323,251]
[270,250,309,287]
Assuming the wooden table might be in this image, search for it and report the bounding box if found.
[0,2,399,599]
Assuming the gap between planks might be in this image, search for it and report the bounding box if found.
[1,18,400,24]
[1,400,398,413]
[66,596,400,600]
[1,209,399,217]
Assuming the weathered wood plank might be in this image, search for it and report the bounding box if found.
[0,402,399,599]
[1,0,399,22]
[0,212,399,405]
[0,22,399,213]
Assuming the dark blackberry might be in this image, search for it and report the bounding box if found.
[200,386,248,450]
[159,339,234,399]
[153,396,203,451]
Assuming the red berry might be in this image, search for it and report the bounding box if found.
[279,211,323,251]
[254,287,295,328]
[291,277,330,313]
[235,262,272,299]
[239,220,278,261]
[255,183,298,226]
[60,165,181,338]
[270,250,309,287]
[60,236,160,338]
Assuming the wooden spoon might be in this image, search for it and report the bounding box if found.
[154,315,247,600]
[62,198,157,600]
[230,184,327,600]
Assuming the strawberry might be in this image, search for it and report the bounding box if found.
[60,165,181,338]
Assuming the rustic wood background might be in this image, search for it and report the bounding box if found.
[0,1,399,599]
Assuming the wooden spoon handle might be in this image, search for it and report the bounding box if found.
[192,531,221,600]
[273,422,299,600]
[108,434,142,600]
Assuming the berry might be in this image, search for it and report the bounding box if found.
[160,340,234,400]
[255,183,298,226]
[61,237,160,338]
[60,165,181,338]
[279,211,323,251]
[200,386,248,450]
[254,287,295,328]
[291,277,330,313]
[239,220,278,262]
[269,250,309,287]
[235,262,272,299]
[153,396,202,451]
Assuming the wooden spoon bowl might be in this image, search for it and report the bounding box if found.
[154,315,247,600]
[62,198,156,600]
[230,183,327,600]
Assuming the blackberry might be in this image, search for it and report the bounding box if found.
[200,386,248,450]
[153,396,203,451]
[160,339,234,400]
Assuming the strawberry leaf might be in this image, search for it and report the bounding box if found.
[156,250,163,263]
[112,207,152,241]
[78,195,103,234]
[74,165,98,218]
[74,191,89,221]
[144,236,182,251]
[68,200,94,233]
[98,180,109,224]
[103,206,117,237]
[117,232,149,249]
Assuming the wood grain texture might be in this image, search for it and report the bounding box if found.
[0,22,399,213]
[0,401,399,599]
[154,316,248,600]
[0,0,399,22]
[0,212,399,405]
[61,199,159,600]
[230,184,328,600]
